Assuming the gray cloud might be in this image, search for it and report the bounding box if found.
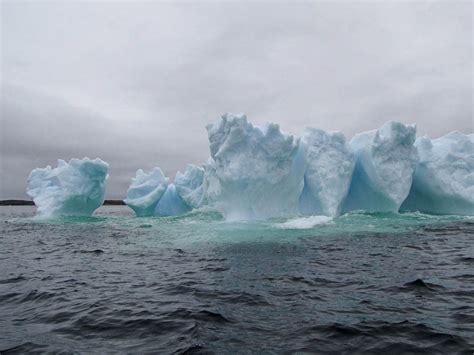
[1,1,472,199]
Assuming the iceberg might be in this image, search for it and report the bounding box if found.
[124,168,169,217]
[125,165,204,217]
[155,184,191,217]
[26,158,108,217]
[174,164,205,209]
[120,115,471,220]
[201,157,221,206]
[342,121,418,213]
[205,113,306,220]
[299,128,354,217]
[401,132,474,215]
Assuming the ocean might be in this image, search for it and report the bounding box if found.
[1,206,473,354]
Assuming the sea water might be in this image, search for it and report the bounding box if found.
[1,206,473,353]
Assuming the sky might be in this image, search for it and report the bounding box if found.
[1,1,472,199]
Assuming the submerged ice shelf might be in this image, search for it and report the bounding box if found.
[27,114,473,219]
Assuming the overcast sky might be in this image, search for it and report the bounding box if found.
[1,1,472,199]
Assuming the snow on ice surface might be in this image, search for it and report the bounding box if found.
[205,113,306,220]
[27,158,108,217]
[124,168,169,217]
[299,128,354,217]
[343,121,418,213]
[401,132,474,215]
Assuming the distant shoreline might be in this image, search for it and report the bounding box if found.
[0,199,125,206]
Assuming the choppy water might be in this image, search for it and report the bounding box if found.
[1,206,473,354]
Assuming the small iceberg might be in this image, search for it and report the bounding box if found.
[27,158,109,217]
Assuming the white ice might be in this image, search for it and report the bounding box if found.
[401,132,474,215]
[155,184,191,217]
[299,128,354,217]
[205,113,306,220]
[120,115,471,220]
[27,158,108,217]
[125,165,204,217]
[124,167,169,217]
[174,164,205,209]
[343,121,418,213]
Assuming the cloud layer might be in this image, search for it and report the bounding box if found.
[1,1,472,199]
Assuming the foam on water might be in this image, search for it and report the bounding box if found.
[277,215,333,229]
[9,206,472,247]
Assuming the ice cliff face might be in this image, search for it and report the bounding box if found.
[299,128,354,217]
[343,121,418,213]
[205,113,306,220]
[401,132,474,215]
[124,168,169,217]
[27,158,108,217]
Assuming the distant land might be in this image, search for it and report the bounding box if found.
[0,200,125,206]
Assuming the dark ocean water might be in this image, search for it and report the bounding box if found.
[1,206,473,354]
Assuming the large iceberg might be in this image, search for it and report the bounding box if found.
[120,115,471,219]
[401,132,474,215]
[299,128,354,217]
[27,158,108,217]
[342,121,418,213]
[124,168,169,217]
[205,113,306,220]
